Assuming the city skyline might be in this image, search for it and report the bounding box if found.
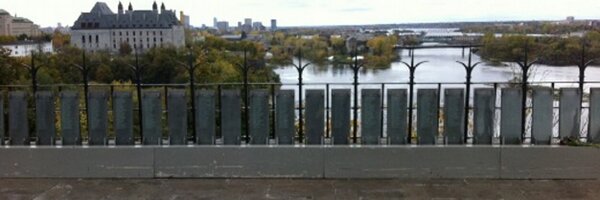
[3,0,600,27]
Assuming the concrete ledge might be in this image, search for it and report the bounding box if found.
[500,146,600,179]
[0,145,598,179]
[325,146,500,179]
[154,146,324,178]
[0,147,154,178]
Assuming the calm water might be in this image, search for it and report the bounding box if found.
[274,45,600,91]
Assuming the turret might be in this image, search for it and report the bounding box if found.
[118,1,123,14]
[152,1,158,13]
[128,2,133,12]
[161,3,166,12]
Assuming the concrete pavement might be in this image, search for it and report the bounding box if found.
[1,179,599,199]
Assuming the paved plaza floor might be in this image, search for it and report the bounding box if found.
[1,179,598,199]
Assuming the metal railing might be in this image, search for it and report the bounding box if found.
[1,44,598,146]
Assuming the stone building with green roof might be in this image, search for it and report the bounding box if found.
[70,1,185,53]
[0,9,41,37]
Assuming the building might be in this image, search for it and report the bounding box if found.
[1,40,53,57]
[566,16,575,24]
[216,21,229,33]
[244,18,252,26]
[270,19,277,31]
[0,9,9,35]
[0,9,41,37]
[179,11,190,29]
[252,22,265,31]
[11,17,41,36]
[70,2,185,53]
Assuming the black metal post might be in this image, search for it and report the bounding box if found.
[21,52,43,94]
[457,48,482,144]
[401,48,427,144]
[516,43,538,142]
[349,48,364,144]
[291,49,311,143]
[176,50,200,142]
[235,49,251,143]
[73,52,90,138]
[128,49,145,141]
[577,40,595,96]
[188,52,196,143]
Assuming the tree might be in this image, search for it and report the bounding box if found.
[119,42,132,56]
[52,31,71,50]
[0,47,27,85]
[365,36,398,67]
[16,34,28,41]
[330,37,346,55]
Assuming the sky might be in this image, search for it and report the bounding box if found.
[2,0,600,27]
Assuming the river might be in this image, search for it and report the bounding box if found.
[274,44,600,92]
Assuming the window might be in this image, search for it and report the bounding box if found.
[81,23,86,28]
[89,35,92,43]
[113,44,116,49]
[147,38,149,42]
[127,38,129,42]
[160,31,163,36]
[133,31,135,36]
[82,35,85,43]
[95,35,99,43]
[119,32,122,36]
[140,31,142,35]
[112,32,115,36]
[94,23,99,28]
[160,38,163,42]
[126,32,129,36]
[153,38,156,42]
[153,31,156,35]
[134,38,136,42]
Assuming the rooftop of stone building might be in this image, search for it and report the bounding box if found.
[12,17,33,23]
[0,9,10,16]
[72,2,180,30]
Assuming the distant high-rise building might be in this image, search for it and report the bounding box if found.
[270,19,277,31]
[180,11,190,28]
[237,22,242,28]
[244,18,252,26]
[213,17,217,28]
[252,22,265,31]
[566,16,575,24]
[216,21,229,32]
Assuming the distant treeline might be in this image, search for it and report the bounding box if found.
[478,31,600,66]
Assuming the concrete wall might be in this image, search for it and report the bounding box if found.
[0,146,598,179]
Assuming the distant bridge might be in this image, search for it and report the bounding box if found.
[393,44,482,50]
[393,44,483,57]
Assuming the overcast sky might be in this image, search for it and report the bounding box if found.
[3,0,600,27]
